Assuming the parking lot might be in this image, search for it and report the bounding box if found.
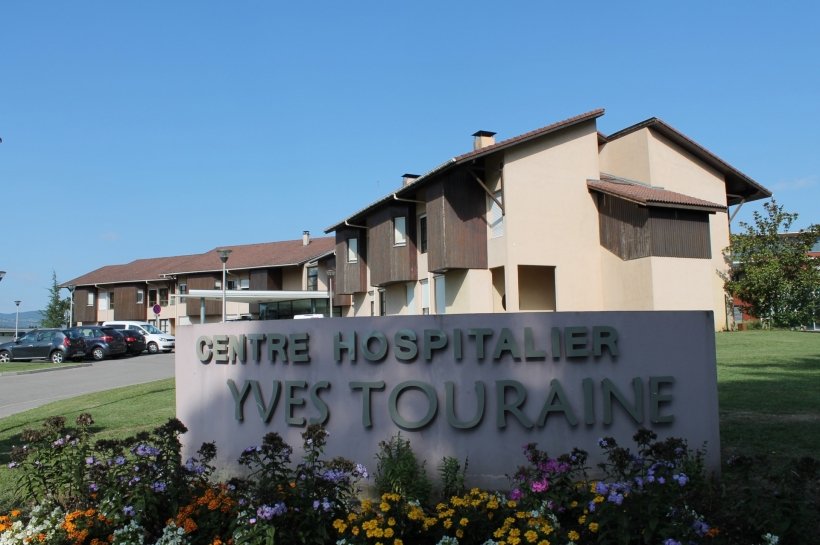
[0,351,175,419]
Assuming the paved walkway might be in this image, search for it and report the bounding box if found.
[0,352,175,419]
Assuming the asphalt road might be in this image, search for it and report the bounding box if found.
[0,352,175,419]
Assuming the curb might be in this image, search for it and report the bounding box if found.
[0,362,93,376]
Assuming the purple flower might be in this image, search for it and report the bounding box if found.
[88,483,99,492]
[595,482,609,495]
[673,473,689,486]
[321,469,348,483]
[508,488,523,501]
[123,505,135,517]
[313,499,331,512]
[663,540,682,545]
[7,462,18,469]
[530,479,549,493]
[607,492,624,505]
[257,502,287,520]
[152,481,167,493]
[597,437,609,448]
[85,456,96,465]
[355,463,369,479]
[692,519,710,536]
[114,456,126,466]
[133,444,161,457]
[52,438,66,448]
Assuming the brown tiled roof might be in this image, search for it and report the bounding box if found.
[588,175,726,212]
[62,237,335,287]
[602,118,770,205]
[326,109,605,232]
[170,237,335,274]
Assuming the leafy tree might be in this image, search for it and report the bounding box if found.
[42,271,70,327]
[724,199,820,328]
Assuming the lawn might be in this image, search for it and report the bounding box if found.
[0,361,90,374]
[0,330,817,510]
[715,330,820,459]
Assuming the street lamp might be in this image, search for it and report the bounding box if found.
[326,269,335,318]
[217,249,232,323]
[67,286,75,327]
[14,300,21,340]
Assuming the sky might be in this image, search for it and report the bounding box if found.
[1,1,818,314]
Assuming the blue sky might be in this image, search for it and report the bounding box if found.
[1,1,818,314]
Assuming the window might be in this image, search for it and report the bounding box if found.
[307,266,318,291]
[378,289,386,316]
[434,275,446,315]
[406,283,416,315]
[159,288,169,306]
[239,278,250,289]
[148,289,158,306]
[420,279,430,315]
[393,216,407,246]
[98,292,108,310]
[109,292,115,310]
[489,190,504,238]
[347,237,359,263]
[178,283,188,294]
[418,215,428,254]
[86,291,94,307]
[137,289,144,304]
[227,280,237,290]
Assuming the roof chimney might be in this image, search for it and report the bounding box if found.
[302,230,310,246]
[402,173,421,186]
[472,130,496,150]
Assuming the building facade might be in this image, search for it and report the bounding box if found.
[326,110,771,330]
[62,233,335,333]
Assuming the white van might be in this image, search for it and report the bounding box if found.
[102,321,175,354]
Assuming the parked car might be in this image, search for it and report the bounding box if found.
[102,321,175,354]
[68,326,128,361]
[0,328,86,364]
[120,328,147,356]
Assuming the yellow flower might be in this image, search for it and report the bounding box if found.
[394,540,404,545]
[380,502,391,512]
[384,528,394,538]
[588,522,599,533]
[387,517,396,526]
[352,526,360,536]
[456,529,464,538]
[443,518,453,529]
[577,515,586,525]
[525,530,539,543]
[568,530,580,541]
[459,517,469,526]
[537,540,551,545]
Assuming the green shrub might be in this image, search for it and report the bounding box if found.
[438,456,468,500]
[373,432,431,505]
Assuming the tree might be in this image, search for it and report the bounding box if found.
[724,199,820,328]
[42,271,70,327]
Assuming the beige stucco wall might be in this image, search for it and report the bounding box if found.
[599,250,655,310]
[501,120,603,312]
[445,269,493,314]
[599,128,731,329]
[282,268,302,291]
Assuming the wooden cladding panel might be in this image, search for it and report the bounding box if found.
[335,229,368,294]
[367,204,417,287]
[112,285,145,320]
[186,274,222,316]
[249,269,282,291]
[596,194,712,260]
[74,288,97,323]
[426,171,488,273]
[649,208,711,259]
[596,194,650,260]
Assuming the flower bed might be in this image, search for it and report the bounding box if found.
[1,414,817,544]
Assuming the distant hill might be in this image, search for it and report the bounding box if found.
[0,310,44,329]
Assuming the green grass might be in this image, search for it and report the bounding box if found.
[0,378,174,510]
[716,330,820,459]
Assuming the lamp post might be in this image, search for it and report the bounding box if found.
[67,286,75,327]
[14,300,21,340]
[217,249,232,323]
[326,269,335,318]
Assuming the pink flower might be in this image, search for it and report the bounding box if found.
[531,479,549,493]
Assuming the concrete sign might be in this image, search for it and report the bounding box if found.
[176,311,720,488]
